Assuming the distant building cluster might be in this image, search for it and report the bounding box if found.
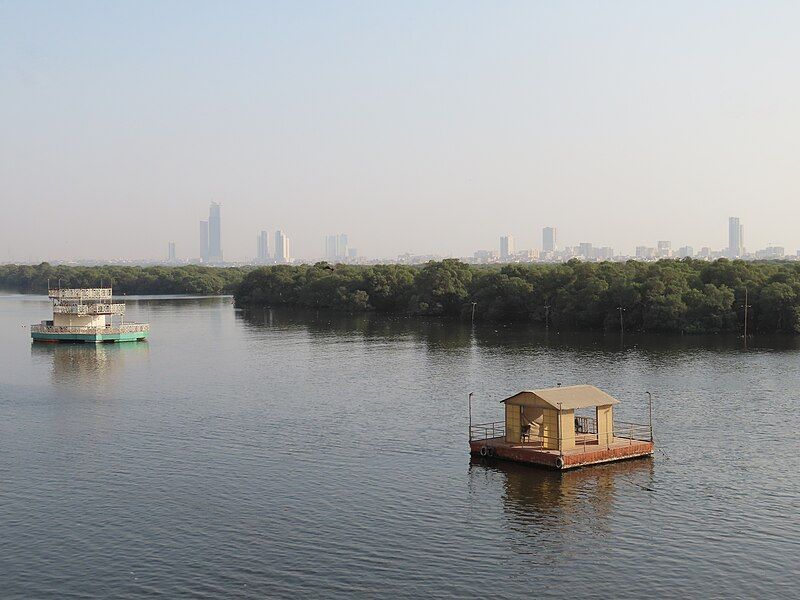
[255,229,291,264]
[142,212,799,267]
[468,217,793,265]
[324,234,358,262]
[196,203,294,265]
[199,202,223,263]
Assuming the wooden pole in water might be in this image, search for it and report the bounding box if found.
[646,391,653,442]
[468,392,473,440]
[743,287,749,350]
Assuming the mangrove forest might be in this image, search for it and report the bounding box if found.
[4,259,800,334]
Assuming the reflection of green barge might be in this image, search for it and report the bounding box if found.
[31,287,149,343]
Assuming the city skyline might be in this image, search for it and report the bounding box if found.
[6,208,800,265]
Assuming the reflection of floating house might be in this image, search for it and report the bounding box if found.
[31,287,149,343]
[469,385,653,470]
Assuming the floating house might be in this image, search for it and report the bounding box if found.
[469,385,653,470]
[31,287,149,343]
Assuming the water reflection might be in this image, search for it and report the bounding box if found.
[31,342,149,388]
[238,307,474,350]
[237,307,800,354]
[469,457,654,544]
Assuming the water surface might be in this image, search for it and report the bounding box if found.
[1,295,798,598]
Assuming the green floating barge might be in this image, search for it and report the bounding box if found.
[31,287,149,343]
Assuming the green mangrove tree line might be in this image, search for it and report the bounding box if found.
[0,263,246,295]
[4,259,800,333]
[234,259,800,334]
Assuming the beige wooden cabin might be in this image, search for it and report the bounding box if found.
[502,385,619,452]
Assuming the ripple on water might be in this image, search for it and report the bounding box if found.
[0,300,798,599]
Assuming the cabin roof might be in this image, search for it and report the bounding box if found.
[501,385,620,410]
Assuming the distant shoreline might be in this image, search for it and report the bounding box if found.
[4,259,800,334]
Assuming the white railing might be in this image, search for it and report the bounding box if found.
[52,303,125,315]
[48,288,112,300]
[31,323,149,334]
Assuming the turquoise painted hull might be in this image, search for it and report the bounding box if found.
[31,331,148,343]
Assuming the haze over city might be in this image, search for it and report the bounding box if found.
[3,1,800,262]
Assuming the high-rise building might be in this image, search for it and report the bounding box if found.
[728,217,743,258]
[325,234,349,261]
[500,235,515,260]
[257,230,270,261]
[597,247,614,260]
[325,235,334,261]
[543,227,557,253]
[473,250,499,263]
[199,220,209,262]
[208,202,222,262]
[274,230,290,263]
[755,246,785,259]
[168,242,176,262]
[677,246,694,258]
[578,242,593,258]
[657,241,672,258]
[636,246,655,259]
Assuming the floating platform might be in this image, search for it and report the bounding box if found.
[31,287,149,344]
[31,324,149,343]
[469,436,653,471]
[469,385,654,471]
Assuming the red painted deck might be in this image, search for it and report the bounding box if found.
[469,436,654,470]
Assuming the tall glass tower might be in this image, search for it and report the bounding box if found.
[199,220,209,262]
[728,217,743,258]
[257,230,270,261]
[500,234,514,260]
[208,202,222,262]
[275,230,290,263]
[542,227,557,253]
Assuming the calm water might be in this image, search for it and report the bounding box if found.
[1,295,798,599]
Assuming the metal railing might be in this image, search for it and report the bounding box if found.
[471,417,652,449]
[469,421,506,441]
[613,420,653,442]
[52,303,125,315]
[31,323,149,334]
[574,415,598,435]
[48,288,112,300]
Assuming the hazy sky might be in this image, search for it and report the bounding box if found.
[2,1,800,262]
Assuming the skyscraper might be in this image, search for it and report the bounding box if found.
[168,241,176,262]
[657,241,672,258]
[578,242,593,258]
[500,235,515,260]
[325,234,349,261]
[199,220,209,262]
[257,230,270,261]
[728,217,743,258]
[208,202,222,262]
[543,227,557,253]
[275,230,290,263]
[325,235,337,261]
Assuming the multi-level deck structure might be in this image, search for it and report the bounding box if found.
[31,287,149,343]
